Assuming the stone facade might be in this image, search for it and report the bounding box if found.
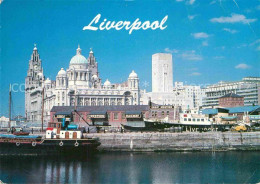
[86,132,260,152]
[25,45,44,122]
[25,45,141,123]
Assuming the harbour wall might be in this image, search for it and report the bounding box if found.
[85,132,260,152]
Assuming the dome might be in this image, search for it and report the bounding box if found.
[44,78,51,84]
[70,46,88,64]
[70,54,88,64]
[92,74,98,80]
[57,68,66,76]
[104,79,111,86]
[37,72,43,78]
[129,70,138,78]
[33,43,37,50]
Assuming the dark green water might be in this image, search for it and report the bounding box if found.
[0,152,259,183]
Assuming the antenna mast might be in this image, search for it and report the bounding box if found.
[9,84,11,128]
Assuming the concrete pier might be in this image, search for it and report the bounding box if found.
[85,132,260,152]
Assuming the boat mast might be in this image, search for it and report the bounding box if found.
[9,84,11,128]
[41,87,44,132]
[41,74,44,132]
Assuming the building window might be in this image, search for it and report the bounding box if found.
[122,113,125,119]
[184,118,187,121]
[197,119,200,121]
[114,113,118,120]
[166,111,169,115]
[201,119,204,121]
[162,111,165,116]
[188,118,191,121]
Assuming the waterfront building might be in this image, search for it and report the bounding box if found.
[203,77,260,108]
[50,104,180,127]
[0,116,16,128]
[202,105,260,122]
[25,45,141,123]
[219,93,244,108]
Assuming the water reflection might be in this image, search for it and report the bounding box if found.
[0,152,260,183]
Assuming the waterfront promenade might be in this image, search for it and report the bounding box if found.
[86,131,260,152]
[1,127,260,152]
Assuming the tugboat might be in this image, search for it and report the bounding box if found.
[0,84,100,156]
[0,121,101,156]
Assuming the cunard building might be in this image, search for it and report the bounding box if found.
[25,45,140,123]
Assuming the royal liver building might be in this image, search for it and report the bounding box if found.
[25,45,140,123]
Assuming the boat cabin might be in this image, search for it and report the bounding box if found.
[46,121,81,139]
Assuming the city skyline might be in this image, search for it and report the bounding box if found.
[1,0,260,116]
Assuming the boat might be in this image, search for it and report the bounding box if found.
[122,120,175,132]
[0,85,100,156]
[0,121,101,156]
[13,131,30,136]
[159,109,233,132]
[9,127,30,136]
[123,109,233,132]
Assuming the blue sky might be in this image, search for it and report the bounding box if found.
[0,0,260,116]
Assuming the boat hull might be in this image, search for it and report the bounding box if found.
[0,138,101,156]
[123,121,233,132]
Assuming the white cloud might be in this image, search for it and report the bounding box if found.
[210,13,257,24]
[189,67,198,71]
[235,63,251,69]
[188,15,197,20]
[164,48,179,54]
[210,0,216,5]
[250,39,260,46]
[214,56,225,60]
[237,44,248,48]
[187,0,196,5]
[191,32,209,39]
[223,28,238,34]
[202,40,208,46]
[190,72,201,76]
[181,50,203,61]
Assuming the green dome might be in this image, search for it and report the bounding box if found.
[70,45,88,64]
[70,54,87,64]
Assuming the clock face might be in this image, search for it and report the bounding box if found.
[34,65,38,70]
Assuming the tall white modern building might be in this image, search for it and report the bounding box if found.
[141,53,205,109]
[152,53,173,93]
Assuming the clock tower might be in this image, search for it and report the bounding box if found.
[25,44,44,121]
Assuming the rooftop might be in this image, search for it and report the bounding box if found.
[202,105,260,114]
[219,93,243,98]
[51,105,150,112]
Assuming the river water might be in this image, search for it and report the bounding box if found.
[0,151,259,183]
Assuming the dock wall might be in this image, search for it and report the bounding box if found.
[86,132,260,152]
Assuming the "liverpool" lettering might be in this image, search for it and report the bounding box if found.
[83,14,168,34]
